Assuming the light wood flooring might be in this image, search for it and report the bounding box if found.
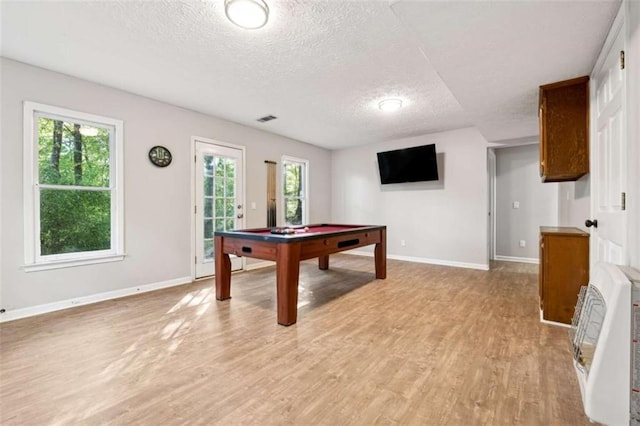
[0,255,589,425]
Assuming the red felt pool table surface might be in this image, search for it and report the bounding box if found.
[214,224,387,326]
[260,224,358,235]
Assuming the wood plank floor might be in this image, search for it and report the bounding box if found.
[0,255,590,425]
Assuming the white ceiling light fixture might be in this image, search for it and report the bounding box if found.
[225,0,270,30]
[378,98,403,112]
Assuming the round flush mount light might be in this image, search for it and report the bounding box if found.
[225,0,269,30]
[378,98,403,112]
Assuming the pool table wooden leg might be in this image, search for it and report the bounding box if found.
[276,242,302,326]
[215,236,232,300]
[318,255,329,270]
[374,228,387,279]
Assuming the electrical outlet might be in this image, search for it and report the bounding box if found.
[401,240,406,247]
[250,202,257,210]
[513,201,520,209]
[519,240,526,248]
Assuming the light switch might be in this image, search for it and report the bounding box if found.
[513,201,520,209]
[250,202,257,210]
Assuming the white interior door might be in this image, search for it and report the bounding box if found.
[590,15,627,266]
[195,140,244,278]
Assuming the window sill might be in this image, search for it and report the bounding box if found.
[23,254,126,272]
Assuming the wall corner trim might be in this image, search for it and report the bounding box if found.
[0,276,193,323]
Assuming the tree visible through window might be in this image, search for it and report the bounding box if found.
[38,117,112,255]
[283,157,308,226]
[24,102,124,268]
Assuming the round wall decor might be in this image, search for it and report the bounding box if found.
[148,146,172,167]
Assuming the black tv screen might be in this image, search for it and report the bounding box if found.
[377,144,439,184]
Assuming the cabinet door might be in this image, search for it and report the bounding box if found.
[543,235,589,324]
[539,76,590,182]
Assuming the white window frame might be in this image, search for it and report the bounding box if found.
[23,101,125,271]
[281,155,309,226]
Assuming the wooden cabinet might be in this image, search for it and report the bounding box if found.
[539,227,589,324]
[539,76,589,182]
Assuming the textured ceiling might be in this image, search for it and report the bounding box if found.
[391,0,620,144]
[0,0,620,149]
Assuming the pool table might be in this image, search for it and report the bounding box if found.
[214,224,387,326]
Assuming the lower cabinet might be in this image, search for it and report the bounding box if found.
[539,227,589,324]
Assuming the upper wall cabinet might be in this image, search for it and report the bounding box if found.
[539,76,590,182]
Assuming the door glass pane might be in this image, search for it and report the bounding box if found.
[204,176,213,196]
[215,158,225,176]
[201,153,238,264]
[204,239,214,261]
[225,198,234,217]
[225,178,234,197]
[204,219,213,239]
[204,198,213,217]
[225,160,235,178]
[215,198,224,217]
[215,178,224,197]
[204,155,214,176]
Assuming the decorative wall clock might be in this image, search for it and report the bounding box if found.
[148,146,172,167]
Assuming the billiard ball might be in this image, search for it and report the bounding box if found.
[304,226,309,232]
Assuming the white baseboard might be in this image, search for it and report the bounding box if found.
[494,255,539,264]
[539,308,571,328]
[346,250,490,271]
[0,276,193,323]
[244,260,275,271]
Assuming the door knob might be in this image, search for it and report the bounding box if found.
[585,219,598,228]
[237,213,244,219]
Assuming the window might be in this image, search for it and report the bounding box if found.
[282,156,308,226]
[23,102,124,271]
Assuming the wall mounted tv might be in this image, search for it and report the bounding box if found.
[376,144,439,184]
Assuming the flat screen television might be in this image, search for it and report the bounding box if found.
[376,144,438,184]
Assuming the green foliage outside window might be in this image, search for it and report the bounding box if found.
[37,117,112,256]
[202,155,237,261]
[284,161,304,225]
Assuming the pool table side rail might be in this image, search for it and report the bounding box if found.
[216,226,385,262]
[214,224,386,244]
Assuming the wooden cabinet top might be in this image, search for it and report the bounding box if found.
[540,226,589,237]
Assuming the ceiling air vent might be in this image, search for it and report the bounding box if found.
[257,115,277,123]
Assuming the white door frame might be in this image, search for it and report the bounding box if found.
[190,136,246,280]
[487,148,496,263]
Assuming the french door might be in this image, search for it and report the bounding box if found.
[194,140,244,278]
[590,11,627,266]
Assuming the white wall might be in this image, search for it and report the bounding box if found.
[557,176,590,232]
[0,58,331,317]
[331,127,489,270]
[494,144,558,260]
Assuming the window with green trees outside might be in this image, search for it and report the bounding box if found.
[24,102,124,269]
[282,157,308,226]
